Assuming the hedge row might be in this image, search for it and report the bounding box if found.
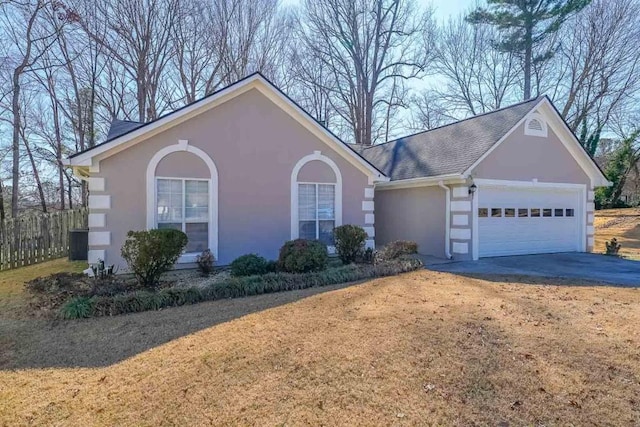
[60,258,424,319]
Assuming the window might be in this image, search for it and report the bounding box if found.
[543,208,552,217]
[504,208,515,217]
[531,208,540,217]
[566,208,575,217]
[298,183,335,245]
[157,178,209,253]
[518,208,528,217]
[555,208,564,217]
[491,208,502,217]
[478,208,488,218]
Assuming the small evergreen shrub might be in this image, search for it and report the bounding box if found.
[60,297,94,319]
[196,249,216,276]
[278,239,329,273]
[605,238,622,256]
[230,254,272,277]
[59,258,424,319]
[375,240,418,263]
[121,228,188,288]
[334,225,368,264]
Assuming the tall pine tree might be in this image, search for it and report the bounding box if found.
[467,0,590,100]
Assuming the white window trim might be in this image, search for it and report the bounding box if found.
[146,140,218,263]
[291,151,342,251]
[524,112,548,137]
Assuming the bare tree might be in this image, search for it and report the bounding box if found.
[409,90,455,130]
[298,0,434,145]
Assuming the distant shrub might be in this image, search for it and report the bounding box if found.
[278,239,329,273]
[605,238,622,256]
[59,258,424,319]
[375,240,418,263]
[60,297,94,319]
[121,229,188,288]
[334,225,368,264]
[196,249,216,276]
[230,254,272,277]
[357,247,375,264]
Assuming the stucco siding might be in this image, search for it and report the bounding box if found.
[471,120,591,186]
[91,88,371,267]
[375,186,445,257]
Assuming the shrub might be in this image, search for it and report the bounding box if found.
[196,249,216,276]
[230,254,272,277]
[605,238,622,256]
[59,258,424,319]
[357,247,375,264]
[334,225,368,264]
[375,240,418,263]
[60,297,94,319]
[278,239,329,273]
[120,228,188,288]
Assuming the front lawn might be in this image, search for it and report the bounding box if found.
[1,270,638,425]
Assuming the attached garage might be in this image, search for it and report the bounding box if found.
[476,182,585,257]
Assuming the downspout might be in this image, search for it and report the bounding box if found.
[438,181,452,259]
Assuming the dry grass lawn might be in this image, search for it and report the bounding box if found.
[1,270,639,426]
[594,207,640,260]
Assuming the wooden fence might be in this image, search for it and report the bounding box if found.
[0,208,88,271]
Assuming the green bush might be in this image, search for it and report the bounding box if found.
[278,239,329,273]
[334,225,368,264]
[121,228,188,288]
[59,258,424,319]
[230,254,273,277]
[196,249,216,276]
[605,238,622,256]
[60,297,94,319]
[375,240,418,263]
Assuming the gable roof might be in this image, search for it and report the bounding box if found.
[361,97,543,181]
[361,96,609,187]
[65,73,388,181]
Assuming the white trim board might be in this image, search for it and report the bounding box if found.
[65,74,387,183]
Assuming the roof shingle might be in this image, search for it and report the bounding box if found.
[361,97,544,181]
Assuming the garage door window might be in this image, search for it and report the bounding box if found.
[505,208,515,217]
[543,209,552,217]
[478,208,488,217]
[518,208,528,217]
[566,209,574,217]
[491,208,502,217]
[555,208,564,217]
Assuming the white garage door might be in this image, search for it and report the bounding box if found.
[478,185,583,257]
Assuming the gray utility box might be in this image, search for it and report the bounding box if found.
[69,229,89,261]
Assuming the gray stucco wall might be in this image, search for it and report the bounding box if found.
[88,88,373,267]
[374,186,446,257]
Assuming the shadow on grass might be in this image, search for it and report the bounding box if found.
[0,281,359,370]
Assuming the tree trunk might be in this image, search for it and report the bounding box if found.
[0,181,5,222]
[22,136,47,213]
[523,29,532,100]
[11,71,21,218]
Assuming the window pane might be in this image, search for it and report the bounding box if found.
[318,184,335,219]
[318,220,335,245]
[504,208,515,217]
[531,208,540,217]
[543,208,552,217]
[299,220,316,240]
[518,208,528,217]
[491,208,502,217]
[298,184,316,221]
[157,179,182,222]
[555,208,564,217]
[566,208,575,217]
[185,223,208,253]
[478,208,488,217]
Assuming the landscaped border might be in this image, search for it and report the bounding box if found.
[60,258,423,319]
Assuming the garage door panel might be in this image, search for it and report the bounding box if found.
[478,185,582,258]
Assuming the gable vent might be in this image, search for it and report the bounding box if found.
[524,113,547,137]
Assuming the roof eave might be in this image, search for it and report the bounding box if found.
[375,174,466,190]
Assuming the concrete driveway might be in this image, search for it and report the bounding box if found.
[428,253,640,286]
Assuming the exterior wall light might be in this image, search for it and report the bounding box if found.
[468,183,477,196]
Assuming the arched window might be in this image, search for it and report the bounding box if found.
[146,140,218,261]
[524,113,548,137]
[291,151,342,247]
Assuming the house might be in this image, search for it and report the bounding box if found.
[64,73,609,268]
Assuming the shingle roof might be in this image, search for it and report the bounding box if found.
[106,119,144,141]
[360,96,544,181]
